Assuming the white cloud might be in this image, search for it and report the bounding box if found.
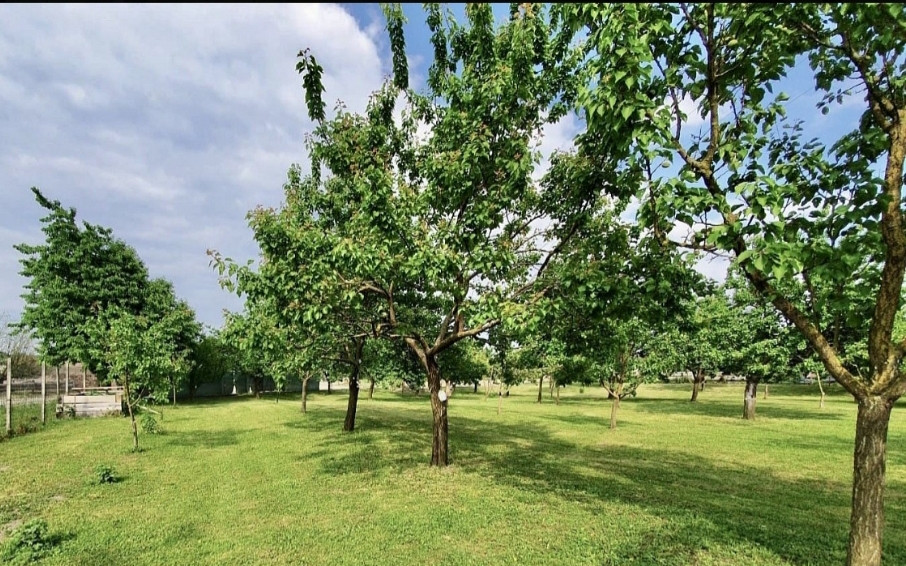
[1,4,386,328]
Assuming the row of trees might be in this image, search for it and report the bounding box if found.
[212,4,903,564]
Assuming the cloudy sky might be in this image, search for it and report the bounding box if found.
[1,4,862,330]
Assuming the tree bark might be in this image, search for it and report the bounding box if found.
[369,376,375,400]
[743,379,758,420]
[426,355,448,467]
[537,375,544,403]
[301,375,310,414]
[764,384,770,399]
[817,376,826,409]
[124,376,139,452]
[691,368,703,402]
[610,381,623,430]
[343,339,364,432]
[473,382,478,393]
[846,396,893,566]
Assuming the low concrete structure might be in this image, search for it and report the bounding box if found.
[57,391,124,418]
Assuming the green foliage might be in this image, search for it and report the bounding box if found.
[15,188,150,372]
[140,413,161,435]
[0,519,59,565]
[93,464,119,484]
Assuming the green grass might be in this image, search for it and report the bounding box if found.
[1,400,59,440]
[0,382,904,565]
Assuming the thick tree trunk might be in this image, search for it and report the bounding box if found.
[344,377,359,431]
[537,375,544,403]
[343,339,364,432]
[846,396,893,566]
[301,376,310,414]
[426,356,448,467]
[124,376,139,452]
[691,369,703,402]
[743,379,758,420]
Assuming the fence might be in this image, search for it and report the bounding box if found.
[0,358,59,436]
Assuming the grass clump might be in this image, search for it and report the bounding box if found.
[1,519,60,565]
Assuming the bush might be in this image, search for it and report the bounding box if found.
[94,464,119,484]
[140,413,161,435]
[0,519,59,565]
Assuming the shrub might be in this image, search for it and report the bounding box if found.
[140,413,161,435]
[0,519,59,565]
[94,464,119,484]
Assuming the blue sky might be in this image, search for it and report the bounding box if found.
[1,4,864,331]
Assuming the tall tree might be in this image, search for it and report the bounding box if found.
[280,3,583,466]
[15,188,149,375]
[554,4,906,563]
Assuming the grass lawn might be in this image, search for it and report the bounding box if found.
[1,382,904,565]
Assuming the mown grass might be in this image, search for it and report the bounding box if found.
[0,382,903,565]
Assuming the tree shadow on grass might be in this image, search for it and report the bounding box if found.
[164,428,242,449]
[630,396,847,421]
[283,398,905,565]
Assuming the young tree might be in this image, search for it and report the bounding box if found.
[554,4,905,562]
[88,304,194,452]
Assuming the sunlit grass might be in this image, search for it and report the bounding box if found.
[0,381,903,565]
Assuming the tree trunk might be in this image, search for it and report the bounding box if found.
[691,368,703,402]
[124,376,139,452]
[369,376,375,400]
[327,380,331,394]
[473,382,478,393]
[549,378,554,398]
[426,356,448,467]
[497,380,504,415]
[537,375,544,403]
[764,384,770,399]
[555,384,560,405]
[610,381,623,430]
[172,381,177,406]
[743,379,758,420]
[846,395,893,566]
[301,376,310,414]
[343,339,364,432]
[817,376,826,409]
[344,376,359,432]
